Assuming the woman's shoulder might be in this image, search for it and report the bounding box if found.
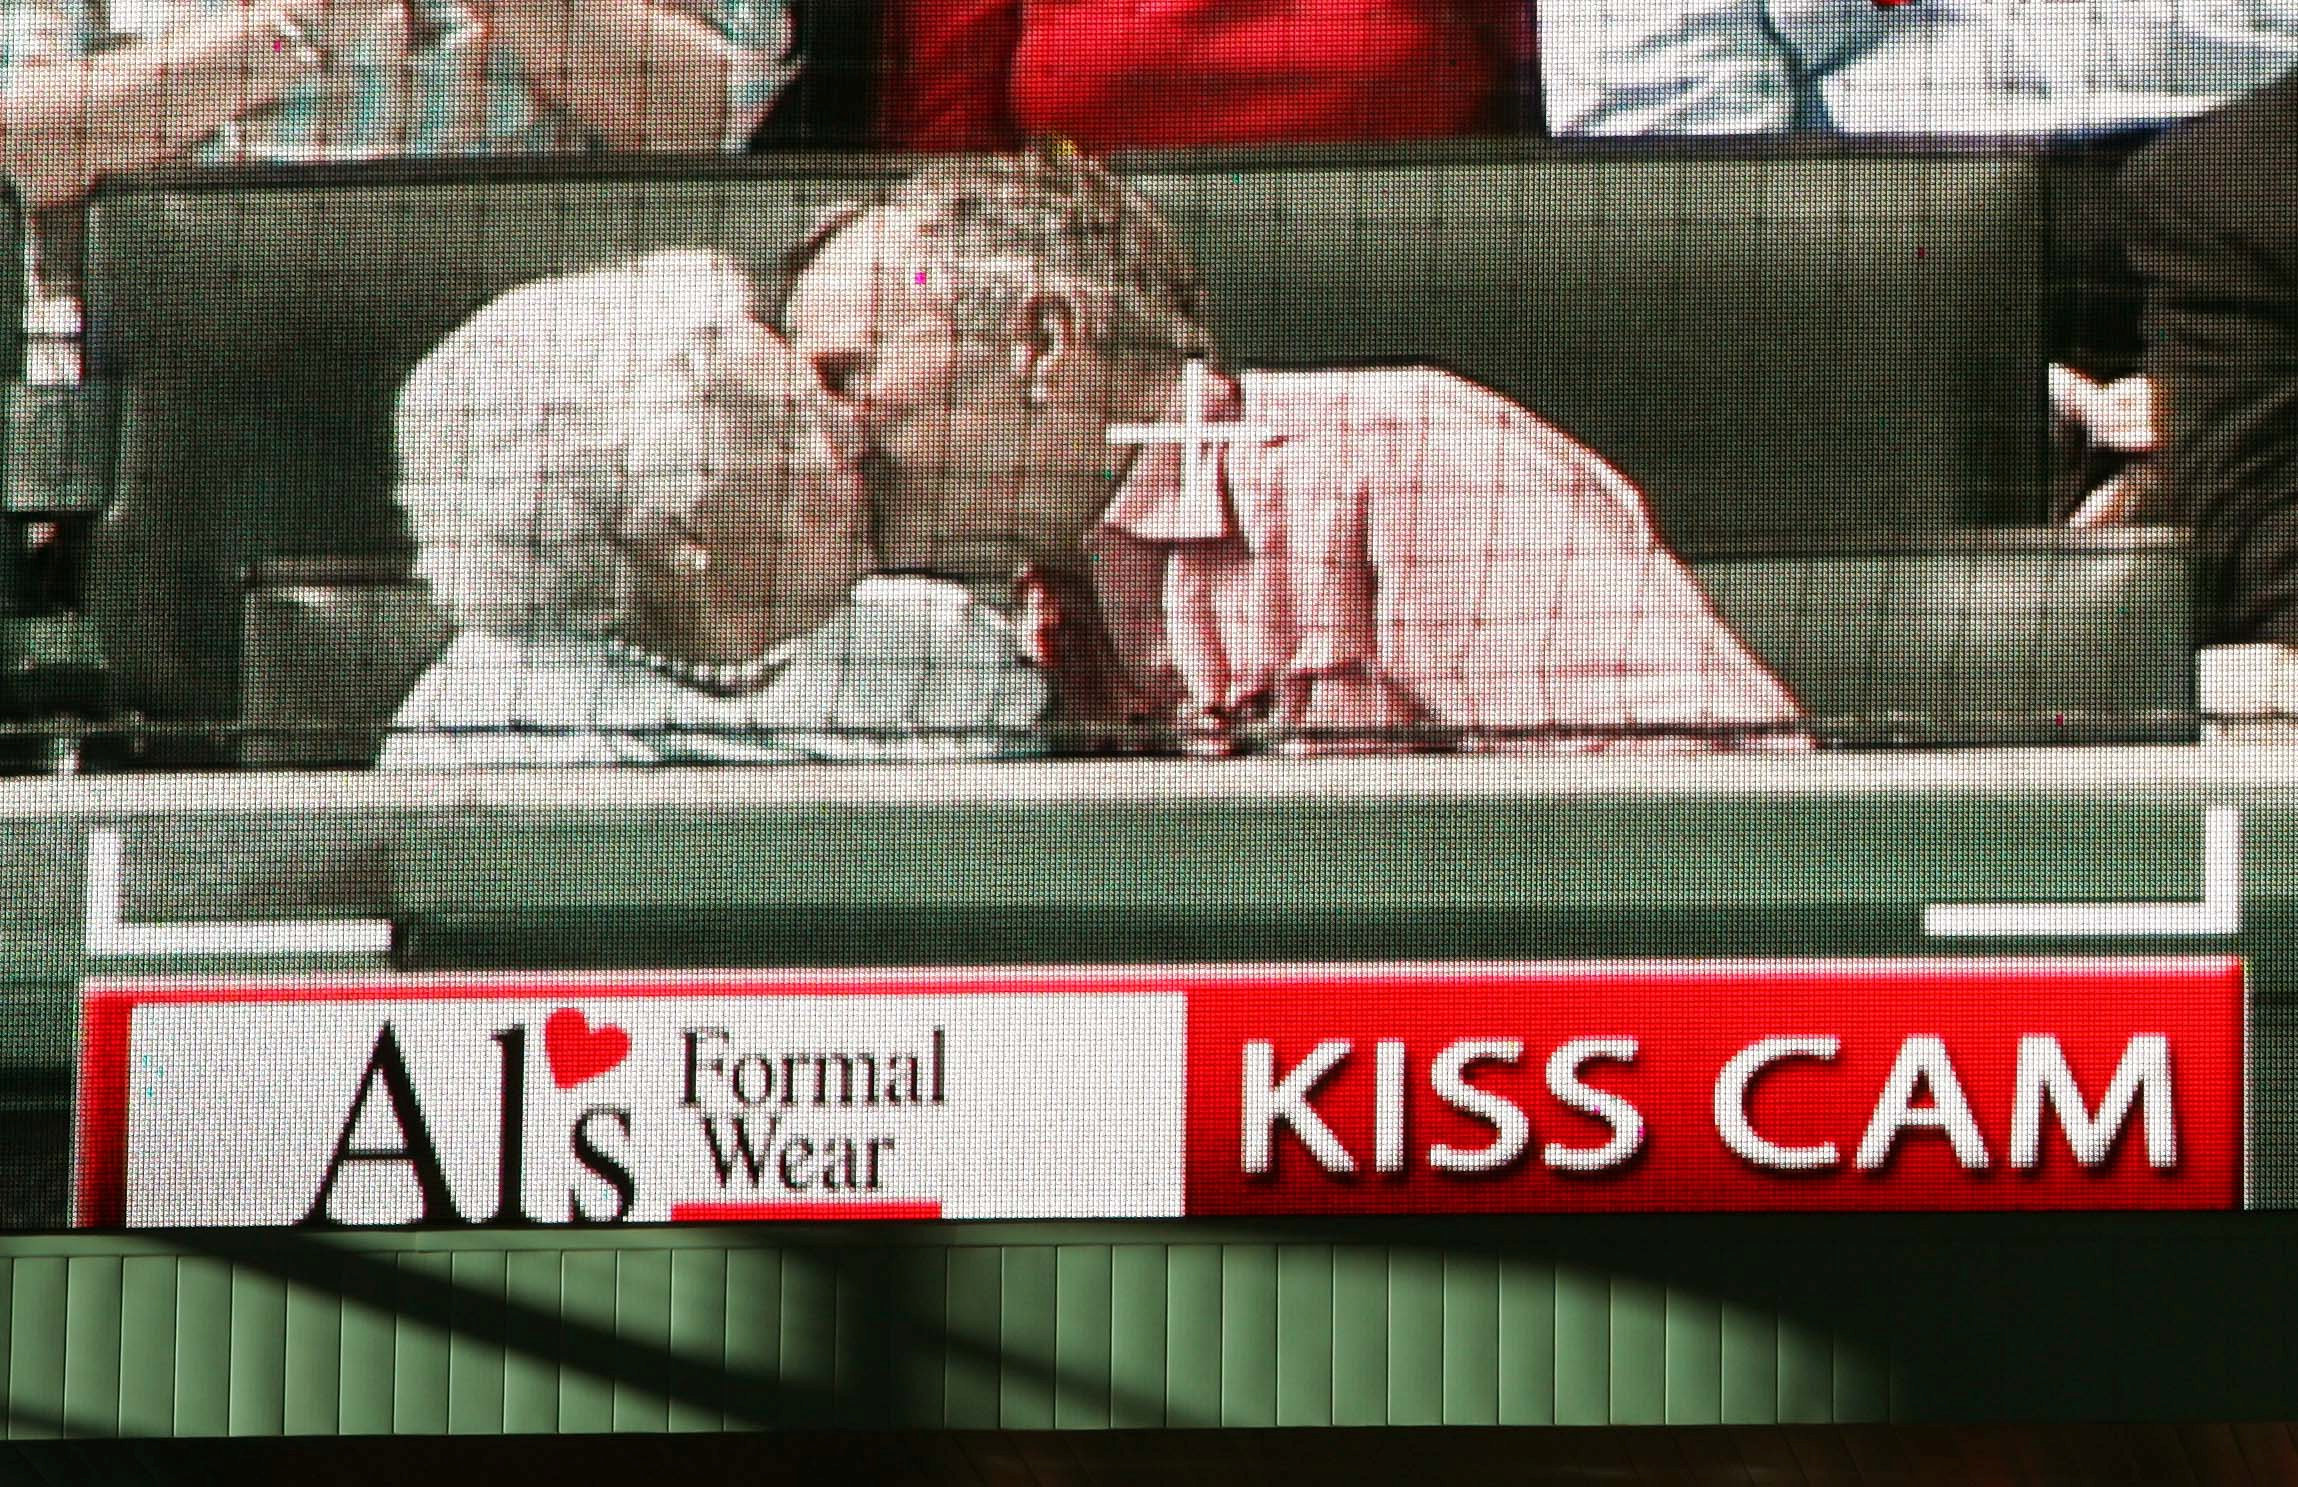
[847,572,996,612]
[787,575,1047,746]
[379,630,631,769]
[386,629,634,741]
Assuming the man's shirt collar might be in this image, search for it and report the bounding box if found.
[1097,367,1250,544]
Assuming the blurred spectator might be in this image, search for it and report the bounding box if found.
[2122,68,2298,647]
[487,0,796,153]
[1,0,793,195]
[1537,3,2291,524]
[1543,1,2298,137]
[383,249,1048,769]
[780,150,1801,754]
[882,0,1531,154]
[2,0,797,377]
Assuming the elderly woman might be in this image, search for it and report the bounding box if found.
[380,249,1047,770]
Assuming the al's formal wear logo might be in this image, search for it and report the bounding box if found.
[74,959,2243,1228]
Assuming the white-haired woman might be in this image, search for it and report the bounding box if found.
[381,249,1048,769]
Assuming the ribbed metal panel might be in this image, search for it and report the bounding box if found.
[0,1230,1892,1439]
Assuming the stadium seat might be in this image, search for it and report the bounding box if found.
[238,556,449,770]
[1695,528,2195,747]
[0,195,35,545]
[2042,136,2151,387]
[233,531,2195,768]
[0,192,25,387]
[77,143,2055,758]
[1127,140,2048,550]
[3,379,120,740]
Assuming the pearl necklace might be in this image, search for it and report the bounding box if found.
[605,633,795,697]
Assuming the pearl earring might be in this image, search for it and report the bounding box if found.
[680,545,711,575]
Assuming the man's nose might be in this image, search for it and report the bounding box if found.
[805,350,869,404]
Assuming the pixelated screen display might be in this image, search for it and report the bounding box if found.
[0,7,2280,1239]
[13,5,2286,770]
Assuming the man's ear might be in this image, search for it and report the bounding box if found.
[1006,292,1084,402]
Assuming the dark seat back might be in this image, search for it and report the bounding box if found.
[80,143,2048,752]
[0,190,36,606]
[2042,136,2151,384]
[1695,528,2195,747]
[0,188,26,384]
[238,557,450,769]
[0,189,68,742]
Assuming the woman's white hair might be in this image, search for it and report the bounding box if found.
[395,249,787,636]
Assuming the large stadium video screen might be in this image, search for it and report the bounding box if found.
[0,8,2290,1241]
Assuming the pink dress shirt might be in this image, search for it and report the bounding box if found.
[1083,366,1804,753]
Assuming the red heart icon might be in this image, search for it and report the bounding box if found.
[544,1008,630,1090]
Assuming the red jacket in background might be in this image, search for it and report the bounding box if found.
[884,1,1527,153]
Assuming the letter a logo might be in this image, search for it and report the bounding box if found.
[302,1023,462,1226]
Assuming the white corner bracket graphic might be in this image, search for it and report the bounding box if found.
[84,828,394,959]
[1924,807,2241,939]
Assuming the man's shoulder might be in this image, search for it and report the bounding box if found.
[2125,69,2298,256]
[1243,365,1625,482]
[2130,69,2298,189]
[1245,365,1551,430]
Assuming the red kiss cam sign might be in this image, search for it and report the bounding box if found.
[74,958,2245,1229]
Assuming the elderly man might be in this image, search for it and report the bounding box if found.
[780,151,1801,754]
[1543,0,2298,137]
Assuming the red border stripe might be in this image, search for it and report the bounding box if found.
[73,991,134,1229]
[669,1202,943,1222]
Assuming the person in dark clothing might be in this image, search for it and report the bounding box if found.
[2124,69,2298,645]
[750,0,881,147]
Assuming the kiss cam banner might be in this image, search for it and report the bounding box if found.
[74,958,2245,1228]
